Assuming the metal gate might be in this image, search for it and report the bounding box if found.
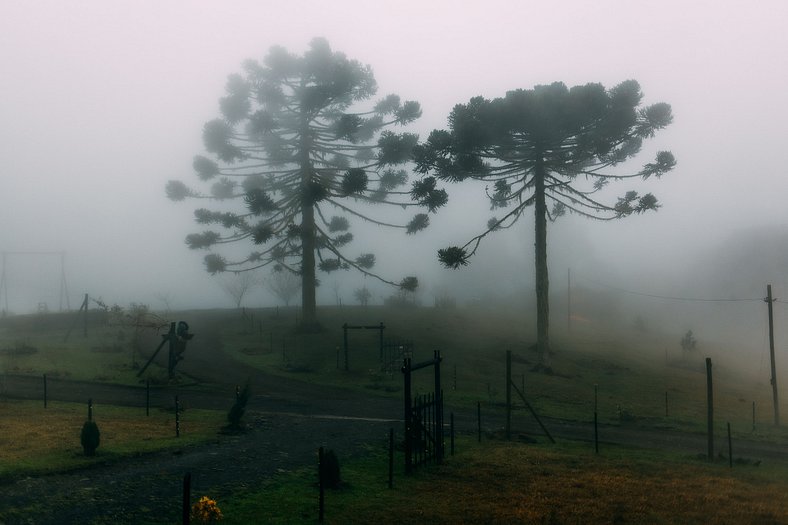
[381,338,413,374]
[402,350,443,473]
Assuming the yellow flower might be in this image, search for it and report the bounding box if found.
[191,495,223,523]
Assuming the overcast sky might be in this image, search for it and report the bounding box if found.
[1,0,787,313]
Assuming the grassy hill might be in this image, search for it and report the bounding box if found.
[1,302,786,443]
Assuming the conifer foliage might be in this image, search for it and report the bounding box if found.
[414,81,675,363]
[168,39,443,328]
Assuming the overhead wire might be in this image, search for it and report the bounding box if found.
[576,275,764,303]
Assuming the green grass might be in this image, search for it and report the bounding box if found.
[0,311,163,385]
[2,304,787,445]
[0,398,223,480]
[200,437,788,524]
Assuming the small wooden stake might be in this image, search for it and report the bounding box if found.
[318,447,325,523]
[665,391,668,417]
[175,395,180,438]
[477,401,481,443]
[450,412,455,456]
[388,428,394,489]
[183,472,191,525]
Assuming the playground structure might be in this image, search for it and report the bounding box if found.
[137,321,194,379]
[0,251,71,314]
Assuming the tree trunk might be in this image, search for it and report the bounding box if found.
[298,114,320,332]
[534,159,551,368]
[300,200,319,330]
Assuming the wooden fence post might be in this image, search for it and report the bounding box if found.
[765,285,780,426]
[706,357,714,461]
[594,384,599,454]
[343,323,349,372]
[477,401,481,443]
[665,391,668,417]
[450,412,455,456]
[434,350,443,465]
[388,428,394,489]
[182,472,191,525]
[506,350,512,441]
[403,357,413,474]
[318,447,325,523]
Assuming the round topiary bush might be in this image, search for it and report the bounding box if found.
[319,449,341,489]
[80,420,100,456]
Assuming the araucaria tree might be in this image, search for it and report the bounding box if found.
[167,39,443,330]
[414,80,675,366]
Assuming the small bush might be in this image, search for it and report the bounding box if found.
[319,449,341,489]
[226,383,250,432]
[80,420,100,456]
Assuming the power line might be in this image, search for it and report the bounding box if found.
[577,276,763,303]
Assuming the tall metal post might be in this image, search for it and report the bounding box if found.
[567,268,571,333]
[379,322,385,362]
[766,285,780,426]
[433,350,443,464]
[403,357,412,474]
[342,323,349,371]
[706,357,714,461]
[506,350,512,440]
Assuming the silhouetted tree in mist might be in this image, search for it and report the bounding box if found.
[219,272,258,308]
[414,80,675,367]
[265,267,301,307]
[167,38,442,330]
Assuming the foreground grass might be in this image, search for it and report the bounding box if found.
[0,399,223,480]
[218,438,788,525]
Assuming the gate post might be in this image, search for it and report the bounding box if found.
[342,323,349,371]
[434,350,444,464]
[403,357,413,474]
[506,350,512,440]
[379,322,385,362]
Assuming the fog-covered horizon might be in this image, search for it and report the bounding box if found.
[2,0,788,339]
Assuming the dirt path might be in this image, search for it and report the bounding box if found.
[1,330,407,525]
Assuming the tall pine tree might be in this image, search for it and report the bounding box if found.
[168,39,444,329]
[414,80,675,365]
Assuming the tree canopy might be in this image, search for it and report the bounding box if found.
[167,38,443,328]
[414,80,675,364]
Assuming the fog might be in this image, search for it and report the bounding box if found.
[2,1,788,352]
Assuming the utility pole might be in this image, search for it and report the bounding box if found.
[765,285,780,426]
[567,268,571,333]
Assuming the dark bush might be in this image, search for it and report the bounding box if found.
[80,420,100,456]
[319,449,341,489]
[226,383,250,431]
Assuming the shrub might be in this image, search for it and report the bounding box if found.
[226,383,250,432]
[680,330,697,353]
[319,449,341,489]
[80,420,100,456]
